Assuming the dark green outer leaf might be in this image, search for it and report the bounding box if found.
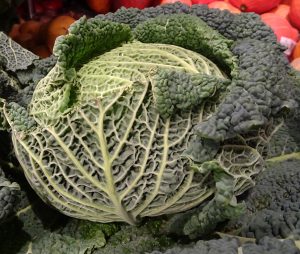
[0,32,38,72]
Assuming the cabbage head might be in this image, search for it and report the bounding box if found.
[2,8,298,229]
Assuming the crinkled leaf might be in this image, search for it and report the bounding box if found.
[0,32,38,72]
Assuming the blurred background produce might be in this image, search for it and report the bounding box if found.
[3,0,300,70]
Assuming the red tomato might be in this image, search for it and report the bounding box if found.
[159,0,192,6]
[281,0,291,4]
[291,58,300,71]
[192,0,216,4]
[9,24,21,41]
[86,0,110,13]
[32,45,51,59]
[113,0,152,10]
[208,1,241,13]
[42,0,63,11]
[269,4,290,19]
[46,15,76,52]
[261,13,299,56]
[229,0,280,13]
[289,0,300,30]
[292,41,300,60]
[33,0,45,14]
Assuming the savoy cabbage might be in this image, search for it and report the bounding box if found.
[0,3,300,253]
[4,15,264,226]
[2,6,299,227]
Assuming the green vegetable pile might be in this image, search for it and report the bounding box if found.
[0,2,300,254]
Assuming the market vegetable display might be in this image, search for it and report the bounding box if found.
[1,0,298,225]
[8,0,300,62]
[1,2,300,254]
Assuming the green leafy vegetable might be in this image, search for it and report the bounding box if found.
[0,3,300,248]
[183,162,245,239]
[3,11,298,230]
[149,236,300,254]
[133,14,238,74]
[0,32,38,72]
